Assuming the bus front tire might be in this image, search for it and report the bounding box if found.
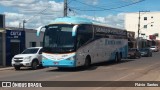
[84,57,91,68]
[115,53,121,62]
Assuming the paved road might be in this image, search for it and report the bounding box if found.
[1,52,160,90]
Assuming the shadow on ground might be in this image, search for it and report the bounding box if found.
[13,66,45,71]
[47,59,135,72]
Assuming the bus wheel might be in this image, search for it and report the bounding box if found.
[84,56,91,68]
[115,54,118,62]
[118,53,122,62]
[115,53,121,62]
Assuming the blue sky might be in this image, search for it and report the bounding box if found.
[0,0,160,29]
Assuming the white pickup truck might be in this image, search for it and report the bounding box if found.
[12,47,43,70]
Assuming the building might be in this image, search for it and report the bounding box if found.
[25,29,44,48]
[0,28,44,66]
[0,14,44,66]
[5,29,25,66]
[127,31,136,48]
[0,29,5,66]
[0,14,5,67]
[125,12,160,47]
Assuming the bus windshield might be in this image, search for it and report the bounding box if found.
[43,24,76,53]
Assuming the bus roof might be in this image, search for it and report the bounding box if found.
[51,16,93,25]
[49,16,125,30]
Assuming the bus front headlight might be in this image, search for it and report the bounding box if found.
[42,56,48,60]
[67,55,76,60]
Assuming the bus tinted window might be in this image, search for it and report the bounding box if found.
[77,25,93,48]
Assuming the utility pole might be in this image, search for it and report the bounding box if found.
[23,20,26,31]
[137,11,150,49]
[137,11,140,49]
[64,0,67,17]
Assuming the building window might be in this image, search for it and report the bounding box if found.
[144,25,147,28]
[29,42,36,47]
[151,16,153,18]
[40,42,43,47]
[151,25,153,27]
[144,17,147,20]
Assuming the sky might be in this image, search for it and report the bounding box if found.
[0,0,160,29]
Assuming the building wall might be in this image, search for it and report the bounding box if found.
[0,28,44,66]
[6,30,25,66]
[0,33,2,65]
[5,29,44,66]
[125,12,160,40]
[25,30,44,48]
[0,30,6,66]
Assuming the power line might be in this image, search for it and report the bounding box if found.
[68,6,82,16]
[72,0,145,11]
[69,6,124,12]
[26,5,51,22]
[68,0,75,4]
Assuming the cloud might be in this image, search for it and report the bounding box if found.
[0,0,125,29]
[0,0,38,7]
[4,12,24,21]
[0,0,64,28]
[78,13,125,29]
[86,0,99,5]
[4,12,24,27]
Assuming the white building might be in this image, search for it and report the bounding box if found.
[125,12,160,40]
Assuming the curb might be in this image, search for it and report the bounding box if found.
[0,67,14,71]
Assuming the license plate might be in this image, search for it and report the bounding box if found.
[15,63,20,65]
[54,62,59,65]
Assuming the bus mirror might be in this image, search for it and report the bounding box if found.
[36,26,45,36]
[72,25,78,36]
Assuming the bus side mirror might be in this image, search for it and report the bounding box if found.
[36,26,45,36]
[72,25,78,37]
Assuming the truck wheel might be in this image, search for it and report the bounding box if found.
[31,60,38,70]
[14,66,20,70]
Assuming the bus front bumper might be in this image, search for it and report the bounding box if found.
[42,59,76,67]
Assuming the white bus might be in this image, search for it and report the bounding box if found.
[37,17,128,68]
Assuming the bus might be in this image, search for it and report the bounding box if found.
[37,17,128,68]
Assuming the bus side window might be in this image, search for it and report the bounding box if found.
[77,25,93,48]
